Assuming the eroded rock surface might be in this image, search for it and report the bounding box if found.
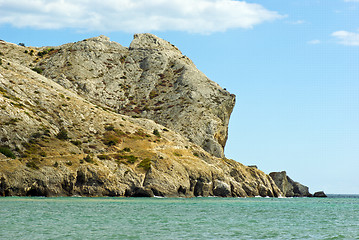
[0,38,280,197]
[269,171,311,197]
[35,34,235,158]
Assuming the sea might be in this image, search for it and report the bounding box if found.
[0,195,358,239]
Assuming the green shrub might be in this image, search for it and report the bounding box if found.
[26,160,39,170]
[83,155,94,163]
[122,147,131,152]
[53,162,59,168]
[56,128,69,140]
[138,158,151,171]
[31,67,43,74]
[0,146,16,159]
[102,132,120,146]
[125,155,137,164]
[115,154,138,164]
[153,129,161,138]
[98,154,110,160]
[70,140,82,146]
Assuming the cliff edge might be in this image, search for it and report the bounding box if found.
[0,36,281,197]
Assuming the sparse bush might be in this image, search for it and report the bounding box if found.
[102,132,120,146]
[138,158,151,171]
[26,160,39,170]
[53,162,59,167]
[125,155,137,164]
[115,154,138,164]
[153,129,161,138]
[0,146,16,159]
[122,147,131,152]
[31,67,43,74]
[31,132,42,139]
[70,140,82,146]
[83,154,94,163]
[37,48,54,57]
[149,90,158,99]
[98,154,110,160]
[56,128,69,140]
[18,43,25,47]
[173,152,182,157]
[120,56,127,64]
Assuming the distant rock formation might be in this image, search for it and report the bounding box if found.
[313,191,327,197]
[269,171,311,197]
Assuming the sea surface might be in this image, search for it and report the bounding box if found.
[0,195,358,239]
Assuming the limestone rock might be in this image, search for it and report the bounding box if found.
[0,37,282,198]
[269,171,311,197]
[35,34,235,158]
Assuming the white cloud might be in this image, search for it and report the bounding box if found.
[0,0,284,34]
[307,39,321,45]
[332,30,359,46]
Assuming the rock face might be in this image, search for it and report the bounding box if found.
[0,37,281,197]
[313,191,327,197]
[37,34,235,158]
[269,171,311,197]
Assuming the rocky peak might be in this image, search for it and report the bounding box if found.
[32,34,235,158]
[130,33,181,53]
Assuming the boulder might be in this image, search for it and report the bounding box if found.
[313,191,327,197]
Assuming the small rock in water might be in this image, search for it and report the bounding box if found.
[313,191,327,197]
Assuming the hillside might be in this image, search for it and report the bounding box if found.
[0,36,283,197]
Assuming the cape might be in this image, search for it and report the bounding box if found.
[0,34,310,197]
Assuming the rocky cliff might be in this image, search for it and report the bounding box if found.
[269,171,311,197]
[0,36,282,197]
[29,34,235,158]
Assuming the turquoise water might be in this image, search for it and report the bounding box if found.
[1,196,358,239]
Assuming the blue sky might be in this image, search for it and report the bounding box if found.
[1,0,358,194]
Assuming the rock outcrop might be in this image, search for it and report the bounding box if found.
[0,36,281,197]
[313,191,327,197]
[269,171,311,197]
[34,34,235,158]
